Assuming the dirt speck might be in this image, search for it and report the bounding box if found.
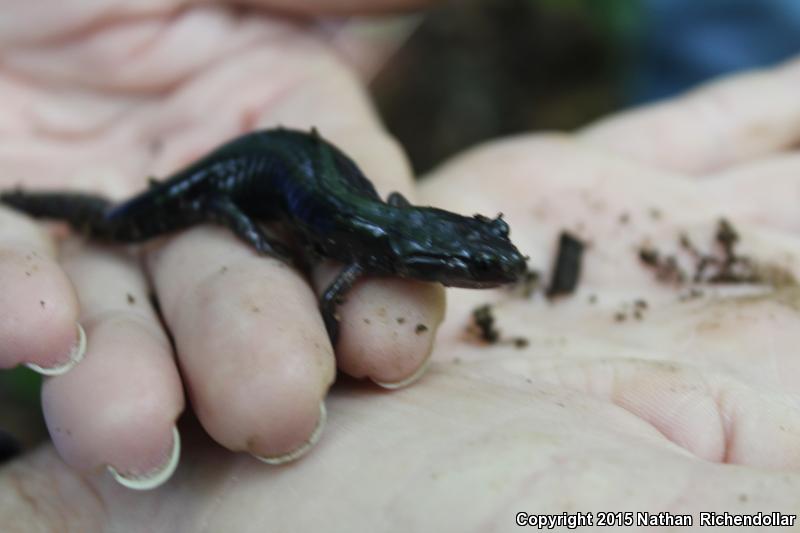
[126,293,136,305]
[648,207,662,220]
[472,304,499,342]
[512,337,529,348]
[638,246,686,284]
[517,268,541,298]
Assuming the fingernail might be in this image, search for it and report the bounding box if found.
[108,426,181,491]
[26,323,86,377]
[254,402,326,465]
[373,355,432,390]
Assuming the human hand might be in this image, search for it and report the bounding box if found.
[4,52,800,531]
[0,0,442,489]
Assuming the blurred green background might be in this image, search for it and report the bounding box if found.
[372,0,635,173]
[372,0,800,173]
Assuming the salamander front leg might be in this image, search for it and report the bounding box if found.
[320,262,364,344]
[199,196,292,262]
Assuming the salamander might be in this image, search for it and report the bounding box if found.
[1,128,527,341]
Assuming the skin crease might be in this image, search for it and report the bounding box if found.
[2,1,800,531]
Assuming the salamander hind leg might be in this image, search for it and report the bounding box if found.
[320,263,364,344]
[198,196,293,262]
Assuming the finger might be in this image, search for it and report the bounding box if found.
[580,57,800,175]
[0,1,169,46]
[0,0,436,46]
[256,47,446,385]
[147,227,333,462]
[42,239,183,490]
[1,7,292,92]
[0,208,83,375]
[316,262,445,386]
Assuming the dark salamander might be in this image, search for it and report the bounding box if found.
[1,128,526,341]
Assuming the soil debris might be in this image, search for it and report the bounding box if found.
[512,337,530,348]
[638,246,686,284]
[613,298,650,323]
[472,304,500,343]
[546,231,585,298]
[519,268,541,298]
[469,303,528,348]
[641,218,796,289]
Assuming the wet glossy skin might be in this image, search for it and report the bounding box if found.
[0,128,527,341]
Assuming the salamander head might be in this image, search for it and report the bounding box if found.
[392,209,527,288]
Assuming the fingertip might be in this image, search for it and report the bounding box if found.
[42,320,184,480]
[372,354,433,390]
[336,278,444,386]
[25,322,86,376]
[252,402,326,465]
[202,356,331,461]
[107,426,181,490]
[0,246,81,372]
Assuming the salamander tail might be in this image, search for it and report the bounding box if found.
[0,189,114,238]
